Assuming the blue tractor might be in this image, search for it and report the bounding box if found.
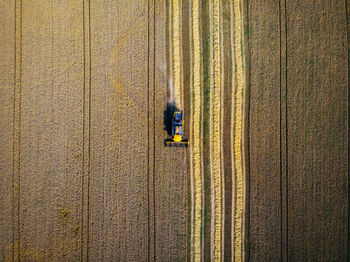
[165,110,189,147]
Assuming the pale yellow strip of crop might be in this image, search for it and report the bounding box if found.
[172,0,182,108]
[230,0,236,260]
[169,0,174,103]
[210,0,222,260]
[191,1,202,261]
[233,0,244,261]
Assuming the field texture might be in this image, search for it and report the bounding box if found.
[0,0,349,261]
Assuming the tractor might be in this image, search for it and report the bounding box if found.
[165,110,189,147]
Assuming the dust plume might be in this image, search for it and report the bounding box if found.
[168,77,175,105]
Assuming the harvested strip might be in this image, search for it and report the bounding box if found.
[168,0,174,104]
[172,0,182,108]
[210,0,223,260]
[230,1,235,260]
[190,1,202,261]
[233,0,244,260]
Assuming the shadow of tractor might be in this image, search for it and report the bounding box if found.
[163,102,179,137]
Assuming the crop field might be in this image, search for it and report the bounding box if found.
[0,0,349,261]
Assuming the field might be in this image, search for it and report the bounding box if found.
[0,0,349,261]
